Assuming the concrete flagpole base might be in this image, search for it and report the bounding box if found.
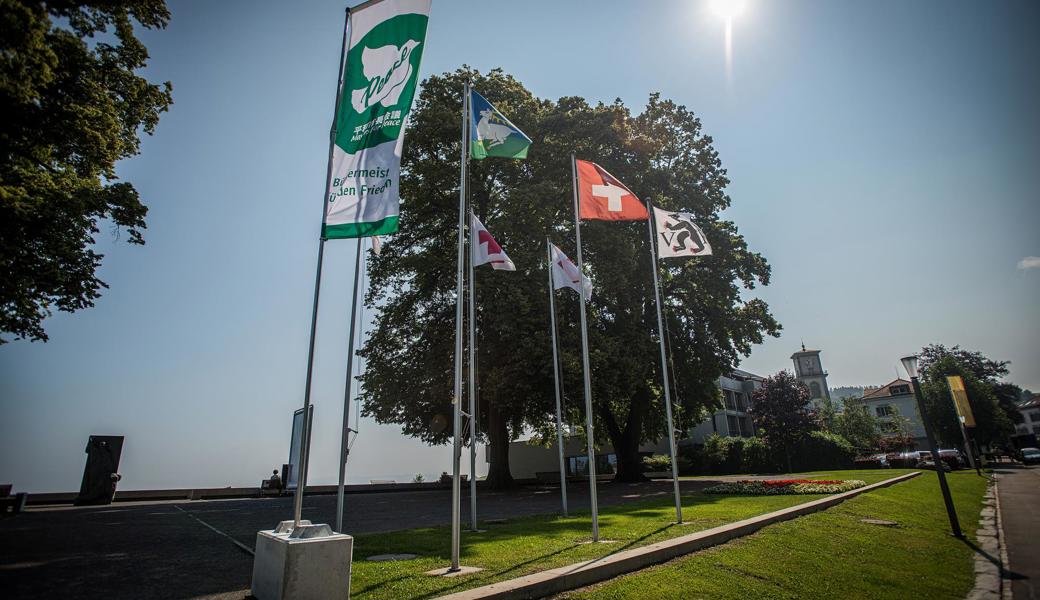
[251,520,354,600]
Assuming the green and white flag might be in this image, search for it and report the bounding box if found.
[324,0,431,239]
[470,89,531,160]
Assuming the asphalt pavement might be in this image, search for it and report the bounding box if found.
[997,464,1040,600]
[0,478,711,600]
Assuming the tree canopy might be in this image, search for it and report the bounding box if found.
[1,0,172,342]
[357,68,779,486]
[749,370,815,471]
[918,347,1015,449]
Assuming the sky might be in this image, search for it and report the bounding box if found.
[1,0,1038,493]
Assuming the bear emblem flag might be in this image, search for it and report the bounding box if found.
[652,206,712,258]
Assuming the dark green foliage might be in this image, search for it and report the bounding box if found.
[918,352,1014,449]
[749,370,816,472]
[820,397,882,453]
[641,454,671,472]
[687,435,776,475]
[358,68,779,486]
[792,431,856,471]
[0,0,172,342]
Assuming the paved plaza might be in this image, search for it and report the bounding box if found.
[0,479,713,600]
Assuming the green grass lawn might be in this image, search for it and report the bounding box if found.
[349,470,910,599]
[560,470,989,600]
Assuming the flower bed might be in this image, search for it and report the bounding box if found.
[704,478,867,495]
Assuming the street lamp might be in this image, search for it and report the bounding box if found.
[901,354,963,538]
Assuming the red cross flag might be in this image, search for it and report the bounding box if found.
[576,159,649,221]
[550,243,592,300]
[470,213,515,271]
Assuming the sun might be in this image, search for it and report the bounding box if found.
[710,0,748,21]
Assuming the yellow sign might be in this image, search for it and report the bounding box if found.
[947,375,976,427]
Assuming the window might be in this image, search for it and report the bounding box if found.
[876,405,894,417]
[735,392,746,411]
[724,389,736,410]
[810,382,821,398]
[890,385,910,395]
[727,415,740,436]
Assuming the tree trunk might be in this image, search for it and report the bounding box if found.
[484,399,514,490]
[602,402,647,483]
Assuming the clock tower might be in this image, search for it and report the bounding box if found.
[791,344,831,407]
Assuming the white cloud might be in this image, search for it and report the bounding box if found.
[1018,256,1040,270]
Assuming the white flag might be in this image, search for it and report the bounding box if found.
[549,243,592,300]
[652,206,712,258]
[470,214,515,271]
[323,0,431,239]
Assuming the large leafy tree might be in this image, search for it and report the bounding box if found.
[1,0,172,342]
[749,371,816,472]
[358,68,778,487]
[918,346,1015,448]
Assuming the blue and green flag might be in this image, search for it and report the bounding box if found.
[469,90,531,160]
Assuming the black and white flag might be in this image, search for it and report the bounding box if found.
[652,206,712,258]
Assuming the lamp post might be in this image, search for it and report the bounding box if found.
[901,354,963,538]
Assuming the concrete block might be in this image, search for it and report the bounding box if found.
[251,524,353,600]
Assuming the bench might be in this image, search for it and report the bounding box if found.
[259,479,283,497]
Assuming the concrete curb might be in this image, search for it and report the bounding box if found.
[435,472,921,600]
[994,475,1012,600]
[960,478,1002,598]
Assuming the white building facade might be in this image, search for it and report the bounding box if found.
[849,379,927,448]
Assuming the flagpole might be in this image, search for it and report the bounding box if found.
[570,154,599,541]
[449,80,471,572]
[547,239,569,517]
[646,202,683,524]
[292,6,350,529]
[335,238,364,533]
[467,208,479,531]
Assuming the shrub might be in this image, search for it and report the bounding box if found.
[741,436,777,473]
[793,431,856,471]
[852,457,886,469]
[676,443,706,475]
[703,434,743,474]
[642,454,672,472]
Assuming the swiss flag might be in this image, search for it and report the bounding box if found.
[576,159,649,221]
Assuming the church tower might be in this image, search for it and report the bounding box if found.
[791,344,831,407]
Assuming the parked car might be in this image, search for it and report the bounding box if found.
[936,449,966,469]
[917,456,952,472]
[1021,447,1040,465]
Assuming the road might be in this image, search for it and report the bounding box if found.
[998,464,1040,600]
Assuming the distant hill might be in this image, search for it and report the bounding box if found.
[830,386,865,401]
